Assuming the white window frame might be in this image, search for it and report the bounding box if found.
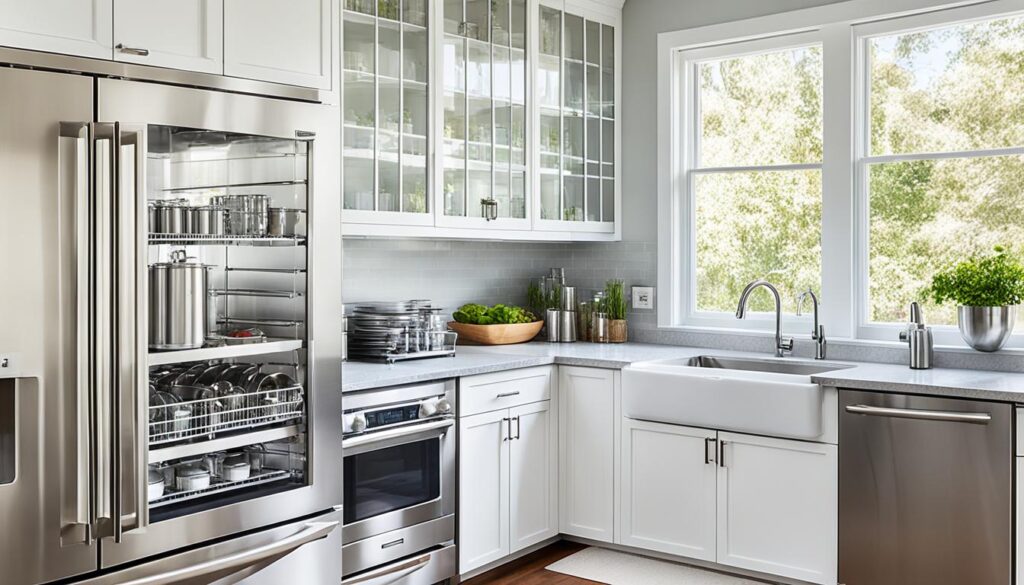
[657,0,1024,347]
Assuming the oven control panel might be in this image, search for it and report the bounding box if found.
[344,397,452,435]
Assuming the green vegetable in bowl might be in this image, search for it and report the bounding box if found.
[453,303,537,325]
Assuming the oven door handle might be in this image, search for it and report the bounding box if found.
[342,418,455,456]
[343,553,431,585]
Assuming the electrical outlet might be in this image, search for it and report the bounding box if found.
[632,286,654,310]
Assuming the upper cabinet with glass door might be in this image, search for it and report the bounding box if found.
[342,0,433,226]
[536,1,618,234]
[438,0,530,228]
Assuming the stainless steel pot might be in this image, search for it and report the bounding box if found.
[958,305,1017,352]
[190,206,226,235]
[149,250,212,350]
[268,207,306,237]
[155,201,186,234]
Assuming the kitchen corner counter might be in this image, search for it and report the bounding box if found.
[342,341,1024,403]
[341,342,705,392]
[811,363,1024,403]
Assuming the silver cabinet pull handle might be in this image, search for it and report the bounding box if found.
[344,553,432,585]
[115,44,150,56]
[115,521,338,585]
[845,404,991,424]
[496,391,520,398]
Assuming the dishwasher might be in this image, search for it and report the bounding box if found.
[839,390,1012,585]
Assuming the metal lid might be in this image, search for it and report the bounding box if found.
[176,464,209,478]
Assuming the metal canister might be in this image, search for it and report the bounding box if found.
[560,310,578,343]
[149,250,211,350]
[147,202,158,234]
[561,286,577,311]
[593,312,610,343]
[545,308,561,343]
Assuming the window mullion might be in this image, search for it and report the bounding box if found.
[820,22,856,339]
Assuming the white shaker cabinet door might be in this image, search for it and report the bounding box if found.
[458,409,511,574]
[558,366,617,542]
[620,418,717,561]
[509,400,558,553]
[717,432,838,585]
[0,0,112,59]
[113,0,222,74]
[224,0,331,89]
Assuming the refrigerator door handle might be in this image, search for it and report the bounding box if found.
[58,121,96,546]
[110,124,147,540]
[111,521,339,585]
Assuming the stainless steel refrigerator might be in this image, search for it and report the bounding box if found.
[0,55,343,584]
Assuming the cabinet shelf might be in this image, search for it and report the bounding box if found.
[148,234,306,247]
[161,179,307,192]
[149,469,295,509]
[148,338,304,366]
[211,288,304,299]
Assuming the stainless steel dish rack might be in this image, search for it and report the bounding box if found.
[347,301,457,363]
[149,469,294,509]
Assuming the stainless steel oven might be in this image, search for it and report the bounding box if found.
[342,380,457,583]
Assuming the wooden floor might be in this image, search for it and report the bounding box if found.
[462,541,603,585]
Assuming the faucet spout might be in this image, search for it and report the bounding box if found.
[796,288,826,359]
[735,279,793,358]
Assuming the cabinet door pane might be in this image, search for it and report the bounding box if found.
[465,0,489,41]
[602,179,614,221]
[444,0,462,34]
[564,176,584,221]
[510,0,526,50]
[511,49,526,103]
[403,165,427,212]
[403,25,428,83]
[494,46,511,100]
[468,169,491,215]
[468,98,492,162]
[495,170,511,216]
[511,104,526,166]
[378,21,401,78]
[602,24,614,119]
[346,0,374,15]
[467,40,491,97]
[511,171,526,219]
[343,14,375,74]
[565,61,584,113]
[445,168,466,216]
[495,102,512,164]
[587,177,600,222]
[402,0,426,26]
[564,14,584,61]
[492,0,510,46]
[541,174,559,220]
[586,20,600,65]
[378,0,399,20]
[587,64,601,117]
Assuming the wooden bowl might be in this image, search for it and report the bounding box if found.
[448,320,544,345]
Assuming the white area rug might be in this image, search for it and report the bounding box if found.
[546,547,771,585]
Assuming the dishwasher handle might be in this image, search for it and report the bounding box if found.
[845,404,992,424]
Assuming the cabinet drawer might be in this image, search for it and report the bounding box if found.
[460,366,553,416]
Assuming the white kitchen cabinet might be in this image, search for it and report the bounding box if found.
[0,0,112,60]
[717,432,837,585]
[113,0,222,74]
[458,408,511,572]
[341,0,433,225]
[224,0,332,89]
[340,0,623,241]
[619,418,717,560]
[509,400,558,551]
[458,367,557,574]
[1018,457,1023,585]
[559,366,617,542]
[535,1,619,234]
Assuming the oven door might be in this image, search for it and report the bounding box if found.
[342,418,455,544]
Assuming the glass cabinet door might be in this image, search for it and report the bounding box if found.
[343,0,431,220]
[537,5,615,229]
[440,0,528,225]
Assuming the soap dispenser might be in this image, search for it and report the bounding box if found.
[899,301,933,369]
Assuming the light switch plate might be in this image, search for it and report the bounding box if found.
[632,286,655,310]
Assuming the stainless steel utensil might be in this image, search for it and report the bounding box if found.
[268,207,306,236]
[545,308,561,342]
[559,310,577,342]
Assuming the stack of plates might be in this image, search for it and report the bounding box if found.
[347,301,456,363]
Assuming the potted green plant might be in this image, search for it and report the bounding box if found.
[604,279,628,343]
[926,246,1024,351]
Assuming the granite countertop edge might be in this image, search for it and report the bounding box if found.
[341,343,1024,403]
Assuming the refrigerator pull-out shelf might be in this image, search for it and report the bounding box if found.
[149,424,303,465]
[148,233,306,247]
[149,469,295,509]
[148,338,304,366]
[150,386,305,446]
[210,289,304,299]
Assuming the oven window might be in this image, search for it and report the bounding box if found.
[344,437,441,524]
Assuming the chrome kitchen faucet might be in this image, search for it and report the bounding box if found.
[735,279,793,358]
[796,288,827,359]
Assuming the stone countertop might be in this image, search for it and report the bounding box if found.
[342,341,1024,403]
